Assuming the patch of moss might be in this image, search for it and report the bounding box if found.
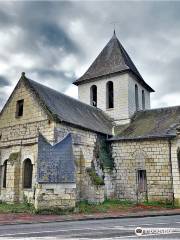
[86,167,104,186]
[94,136,114,170]
[9,152,20,162]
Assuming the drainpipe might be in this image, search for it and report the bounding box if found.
[168,139,175,207]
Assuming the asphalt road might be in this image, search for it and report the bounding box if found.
[0,215,180,239]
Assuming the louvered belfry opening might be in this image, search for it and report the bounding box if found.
[106,81,114,109]
[135,84,139,111]
[90,85,97,107]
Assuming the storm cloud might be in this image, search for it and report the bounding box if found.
[0,76,10,87]
[0,1,180,110]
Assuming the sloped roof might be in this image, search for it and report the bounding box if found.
[37,133,75,183]
[23,76,112,135]
[110,106,180,141]
[73,32,154,92]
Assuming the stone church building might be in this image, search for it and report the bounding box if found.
[0,32,180,209]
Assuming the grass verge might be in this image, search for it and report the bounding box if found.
[0,199,175,215]
[0,202,35,214]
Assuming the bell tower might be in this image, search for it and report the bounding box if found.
[73,32,154,125]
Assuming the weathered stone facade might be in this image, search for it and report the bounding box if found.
[1,32,180,210]
[111,139,174,202]
[0,79,114,208]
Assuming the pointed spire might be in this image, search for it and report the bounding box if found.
[113,29,116,36]
[113,29,116,39]
[73,33,154,92]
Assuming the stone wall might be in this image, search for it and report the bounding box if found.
[54,122,113,202]
[0,79,55,204]
[0,77,114,207]
[35,183,76,210]
[84,173,104,204]
[0,117,56,203]
[171,136,180,206]
[0,80,48,128]
[112,139,173,202]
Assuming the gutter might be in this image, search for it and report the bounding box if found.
[108,135,176,142]
[168,139,175,206]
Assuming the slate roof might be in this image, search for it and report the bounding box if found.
[24,76,112,135]
[110,106,180,141]
[37,133,75,183]
[73,32,154,92]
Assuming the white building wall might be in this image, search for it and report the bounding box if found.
[128,73,150,118]
[78,73,129,125]
[78,73,151,125]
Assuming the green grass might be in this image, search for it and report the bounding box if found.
[0,199,175,215]
[76,199,135,214]
[0,202,35,214]
[142,200,174,209]
[35,207,74,215]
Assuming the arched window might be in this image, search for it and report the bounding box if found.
[106,81,114,109]
[142,90,145,110]
[135,84,139,111]
[2,160,7,188]
[90,85,97,107]
[177,148,180,173]
[23,159,33,188]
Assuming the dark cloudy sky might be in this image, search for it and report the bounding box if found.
[0,1,180,110]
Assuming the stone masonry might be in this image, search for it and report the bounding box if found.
[0,79,112,208]
[112,139,174,202]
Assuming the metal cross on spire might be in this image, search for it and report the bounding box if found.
[110,21,120,36]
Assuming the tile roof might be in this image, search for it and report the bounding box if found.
[73,32,154,92]
[24,77,112,135]
[37,133,75,183]
[110,106,180,141]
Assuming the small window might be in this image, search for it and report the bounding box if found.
[135,84,139,111]
[90,85,97,107]
[16,99,24,117]
[23,159,33,188]
[137,170,147,192]
[177,148,180,173]
[142,90,145,110]
[106,81,114,109]
[2,160,7,188]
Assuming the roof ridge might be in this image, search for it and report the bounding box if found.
[116,38,143,79]
[138,105,180,113]
[26,78,107,114]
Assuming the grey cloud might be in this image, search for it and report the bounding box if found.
[33,68,75,84]
[28,68,76,93]
[0,9,13,27]
[0,76,10,87]
[0,1,180,110]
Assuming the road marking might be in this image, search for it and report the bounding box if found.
[127,222,174,226]
[0,226,129,238]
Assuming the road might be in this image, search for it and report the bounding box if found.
[0,215,180,239]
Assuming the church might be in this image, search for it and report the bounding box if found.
[0,31,180,209]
